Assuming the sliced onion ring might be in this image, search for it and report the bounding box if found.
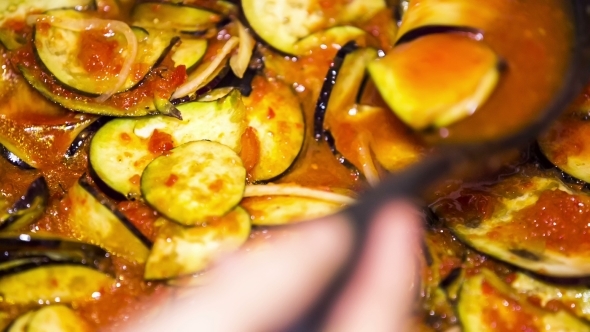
[27,15,138,102]
[230,20,255,78]
[244,184,356,205]
[172,36,239,99]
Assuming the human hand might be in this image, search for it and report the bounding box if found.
[130,201,423,332]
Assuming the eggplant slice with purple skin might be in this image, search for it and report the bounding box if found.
[7,305,92,332]
[435,173,590,277]
[368,33,501,130]
[0,0,96,26]
[33,9,178,96]
[64,117,110,159]
[241,0,385,55]
[0,177,49,231]
[0,234,114,305]
[65,176,152,263]
[241,75,305,182]
[89,89,246,198]
[537,104,590,184]
[458,269,590,332]
[130,2,224,35]
[144,207,251,280]
[0,233,112,272]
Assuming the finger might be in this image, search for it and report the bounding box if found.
[324,201,423,332]
[131,214,354,332]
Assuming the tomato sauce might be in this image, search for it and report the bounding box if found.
[491,189,590,254]
[77,29,124,78]
[481,280,540,332]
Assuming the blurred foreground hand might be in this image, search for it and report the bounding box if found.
[129,201,422,332]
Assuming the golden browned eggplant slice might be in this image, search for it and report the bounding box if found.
[7,305,91,332]
[292,26,367,56]
[538,116,590,183]
[0,264,114,305]
[241,196,345,226]
[172,37,208,71]
[437,175,590,277]
[241,0,385,55]
[458,269,590,332]
[90,90,245,198]
[242,76,304,181]
[396,0,507,42]
[338,105,426,173]
[368,33,501,130]
[510,272,590,321]
[144,207,251,280]
[0,0,96,26]
[130,2,223,34]
[141,140,246,226]
[33,9,177,95]
[0,177,48,231]
[6,310,34,332]
[66,178,151,263]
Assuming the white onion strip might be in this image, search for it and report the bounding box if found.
[229,20,255,78]
[355,133,381,187]
[27,15,138,102]
[172,36,239,99]
[244,184,356,205]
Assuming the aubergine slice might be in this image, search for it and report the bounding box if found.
[510,272,590,321]
[64,116,110,158]
[368,33,501,130]
[171,37,208,71]
[240,196,345,226]
[144,207,251,280]
[241,0,385,55]
[242,75,304,181]
[0,138,34,169]
[0,233,112,272]
[89,90,245,198]
[537,116,590,183]
[396,0,506,42]
[17,64,174,117]
[0,263,114,305]
[292,26,367,56]
[0,116,100,169]
[130,2,222,34]
[458,269,590,332]
[65,177,151,263]
[5,310,33,332]
[0,0,95,25]
[33,10,178,95]
[0,177,48,231]
[196,87,235,102]
[141,140,246,226]
[317,46,424,175]
[436,174,590,277]
[8,305,91,332]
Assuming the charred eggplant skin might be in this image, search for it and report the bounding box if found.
[0,143,34,170]
[314,41,359,141]
[64,117,111,158]
[0,177,49,231]
[78,176,152,248]
[395,25,481,45]
[0,234,113,276]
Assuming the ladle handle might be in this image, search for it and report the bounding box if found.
[282,154,453,332]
